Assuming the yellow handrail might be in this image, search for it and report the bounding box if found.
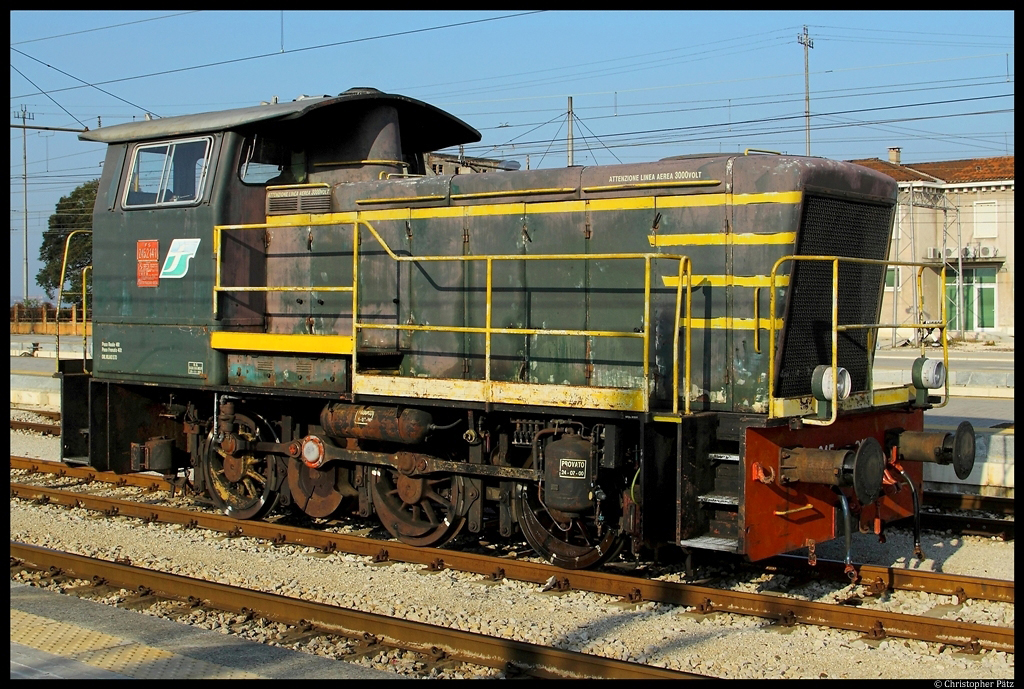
[55,229,92,372]
[82,265,92,366]
[212,217,695,414]
[768,255,951,425]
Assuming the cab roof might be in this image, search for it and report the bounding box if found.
[78,88,481,152]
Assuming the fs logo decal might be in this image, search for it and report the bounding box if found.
[160,238,202,278]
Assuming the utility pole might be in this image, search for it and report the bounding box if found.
[13,105,35,301]
[797,25,813,156]
[567,96,574,167]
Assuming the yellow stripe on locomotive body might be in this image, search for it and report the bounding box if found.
[264,190,803,226]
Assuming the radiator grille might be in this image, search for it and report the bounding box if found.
[775,195,894,398]
[266,187,332,215]
[299,195,332,213]
[268,196,299,213]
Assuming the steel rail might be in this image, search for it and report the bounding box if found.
[10,481,1013,652]
[11,459,1012,600]
[10,421,60,436]
[9,408,62,421]
[11,456,175,492]
[765,554,1014,604]
[923,492,1014,516]
[919,513,1014,541]
[9,541,699,680]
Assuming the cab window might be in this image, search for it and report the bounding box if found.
[239,134,306,186]
[124,137,212,208]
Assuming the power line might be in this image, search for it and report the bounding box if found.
[11,11,201,45]
[424,35,793,102]
[12,47,157,117]
[473,77,1013,132]
[462,93,1013,155]
[10,11,547,101]
[404,29,795,99]
[9,63,88,129]
[459,73,1012,122]
[460,107,1013,160]
[432,52,1012,108]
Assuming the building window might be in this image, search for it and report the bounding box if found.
[945,268,997,331]
[973,200,998,239]
[884,266,901,291]
[124,137,211,208]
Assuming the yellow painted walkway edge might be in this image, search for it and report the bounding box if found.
[10,609,261,679]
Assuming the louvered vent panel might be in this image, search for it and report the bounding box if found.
[774,195,894,398]
[299,195,332,213]
[268,196,300,214]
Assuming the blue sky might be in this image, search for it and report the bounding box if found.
[9,10,1015,301]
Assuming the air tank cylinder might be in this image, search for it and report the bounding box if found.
[320,404,433,445]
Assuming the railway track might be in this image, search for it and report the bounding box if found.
[9,434,1015,541]
[10,541,696,680]
[10,461,1014,653]
[9,420,60,435]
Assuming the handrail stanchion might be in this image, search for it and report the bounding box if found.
[213,226,221,319]
[643,256,652,393]
[672,259,683,415]
[55,229,92,371]
[352,220,361,389]
[485,258,493,387]
[82,265,92,366]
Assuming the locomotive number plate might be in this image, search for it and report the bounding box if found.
[558,458,587,479]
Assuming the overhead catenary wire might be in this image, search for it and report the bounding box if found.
[10,11,547,101]
[458,93,1013,157]
[11,11,202,46]
[12,47,158,118]
[571,113,623,165]
[9,63,88,130]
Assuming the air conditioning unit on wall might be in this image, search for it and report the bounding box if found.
[962,246,977,259]
[979,245,998,258]
[944,247,958,259]
[926,247,940,260]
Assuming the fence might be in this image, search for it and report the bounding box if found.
[10,304,91,336]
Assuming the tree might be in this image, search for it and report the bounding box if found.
[37,178,97,307]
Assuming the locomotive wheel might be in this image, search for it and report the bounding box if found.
[202,413,280,520]
[370,467,466,547]
[287,458,345,519]
[515,483,624,569]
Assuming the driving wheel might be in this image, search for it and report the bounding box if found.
[370,467,466,547]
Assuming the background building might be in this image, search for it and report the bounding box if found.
[426,152,521,176]
[851,151,1014,344]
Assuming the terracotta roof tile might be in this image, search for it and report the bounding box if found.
[848,158,935,182]
[909,156,1014,183]
[847,156,1014,184]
